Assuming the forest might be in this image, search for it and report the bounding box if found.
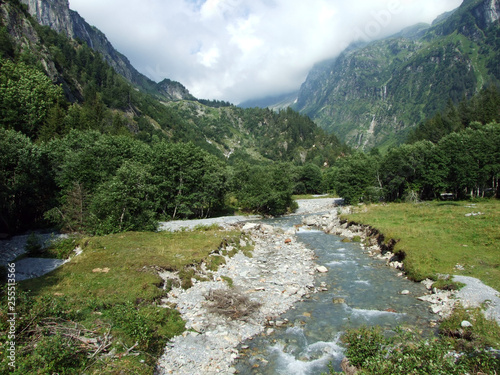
[0,0,499,238]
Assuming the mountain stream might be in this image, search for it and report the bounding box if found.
[234,214,434,374]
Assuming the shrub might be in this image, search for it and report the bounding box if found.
[25,232,43,256]
[334,326,500,375]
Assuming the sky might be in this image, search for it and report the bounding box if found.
[68,0,463,104]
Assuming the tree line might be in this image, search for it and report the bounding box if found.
[325,122,499,204]
[1,128,331,235]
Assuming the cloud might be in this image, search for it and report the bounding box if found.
[69,0,463,104]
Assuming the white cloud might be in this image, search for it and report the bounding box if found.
[69,0,463,104]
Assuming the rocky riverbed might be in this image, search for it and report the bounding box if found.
[156,222,318,374]
[155,198,342,375]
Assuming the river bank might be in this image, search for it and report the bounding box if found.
[301,208,500,325]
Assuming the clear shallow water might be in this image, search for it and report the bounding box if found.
[235,215,434,375]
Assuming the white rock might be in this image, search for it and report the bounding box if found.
[260,224,274,233]
[461,320,473,328]
[242,223,259,231]
[422,279,434,290]
[316,266,328,273]
[303,217,318,226]
[401,290,410,295]
[431,305,443,314]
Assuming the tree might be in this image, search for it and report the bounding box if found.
[0,59,64,138]
[0,129,52,233]
[151,141,228,219]
[88,161,158,235]
[297,163,323,194]
[330,153,377,204]
[232,162,296,216]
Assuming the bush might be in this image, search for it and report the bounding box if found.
[334,326,500,375]
[24,232,43,256]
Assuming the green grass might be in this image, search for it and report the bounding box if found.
[21,229,244,303]
[1,228,248,374]
[333,200,500,374]
[344,200,500,291]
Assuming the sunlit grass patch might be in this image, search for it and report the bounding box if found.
[345,200,500,291]
[2,228,249,374]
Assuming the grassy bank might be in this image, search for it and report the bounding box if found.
[344,199,500,291]
[1,228,248,374]
[331,199,500,375]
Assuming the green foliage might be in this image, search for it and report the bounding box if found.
[0,58,64,138]
[296,163,323,194]
[326,152,377,204]
[24,232,43,256]
[0,128,54,233]
[41,236,80,259]
[440,307,500,350]
[152,141,228,220]
[232,162,297,215]
[336,326,500,375]
[106,301,184,354]
[88,161,159,235]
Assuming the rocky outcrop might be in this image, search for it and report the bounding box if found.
[157,79,196,101]
[20,0,194,101]
[471,0,500,29]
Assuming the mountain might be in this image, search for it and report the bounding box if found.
[239,91,299,110]
[19,0,194,101]
[0,0,343,165]
[292,0,500,149]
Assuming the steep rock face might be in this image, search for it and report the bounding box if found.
[471,0,500,28]
[20,0,193,101]
[293,0,499,149]
[1,2,59,82]
[157,79,196,101]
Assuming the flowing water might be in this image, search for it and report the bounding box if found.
[235,214,435,375]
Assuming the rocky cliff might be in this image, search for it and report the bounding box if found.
[20,0,194,101]
[293,0,500,149]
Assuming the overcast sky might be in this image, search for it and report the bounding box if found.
[69,0,463,104]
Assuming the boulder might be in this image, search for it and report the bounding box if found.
[242,223,259,232]
[260,224,274,233]
[316,266,328,273]
[303,217,318,226]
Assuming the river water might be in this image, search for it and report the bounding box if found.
[234,214,434,375]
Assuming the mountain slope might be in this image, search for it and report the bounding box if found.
[0,0,344,166]
[293,0,500,149]
[19,0,194,101]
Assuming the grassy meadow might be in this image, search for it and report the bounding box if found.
[344,199,500,291]
[1,228,249,374]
